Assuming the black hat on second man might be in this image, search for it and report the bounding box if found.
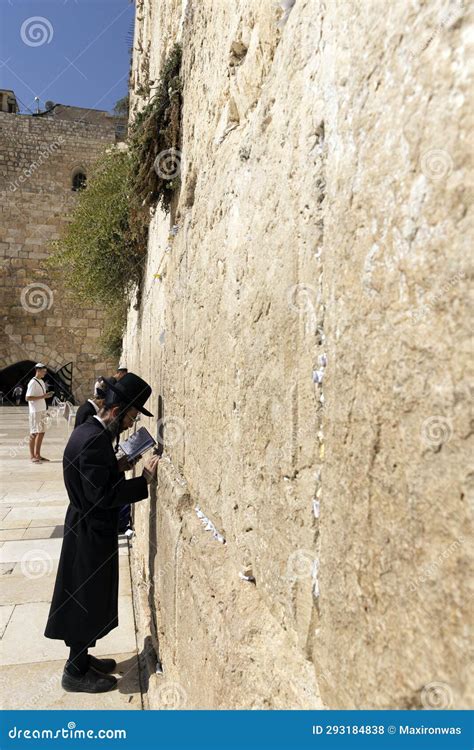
[103,372,153,417]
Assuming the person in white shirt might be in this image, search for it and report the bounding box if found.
[25,363,54,463]
[93,376,105,397]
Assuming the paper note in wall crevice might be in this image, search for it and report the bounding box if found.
[195,505,226,544]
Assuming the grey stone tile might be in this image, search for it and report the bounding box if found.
[0,652,141,709]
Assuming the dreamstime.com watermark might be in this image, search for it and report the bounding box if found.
[23,673,62,710]
[286,548,315,580]
[20,16,54,47]
[286,282,319,335]
[286,549,320,597]
[420,416,453,448]
[20,549,54,579]
[156,681,188,709]
[153,148,182,180]
[8,409,59,457]
[8,434,30,458]
[20,282,54,313]
[421,681,454,709]
[156,415,185,448]
[4,138,64,195]
[420,148,454,181]
[408,2,464,59]
[409,271,465,324]
[408,537,464,594]
[8,722,126,740]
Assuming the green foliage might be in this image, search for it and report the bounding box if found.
[114,94,129,117]
[49,148,144,307]
[47,44,183,355]
[129,43,182,214]
[100,300,130,358]
[47,148,145,351]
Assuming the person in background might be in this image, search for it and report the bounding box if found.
[26,363,54,463]
[13,384,23,405]
[93,376,105,398]
[74,386,107,428]
[108,366,127,385]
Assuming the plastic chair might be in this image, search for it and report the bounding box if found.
[63,401,77,433]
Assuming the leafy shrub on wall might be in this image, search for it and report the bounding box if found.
[48,44,183,355]
[129,43,182,214]
[47,147,143,354]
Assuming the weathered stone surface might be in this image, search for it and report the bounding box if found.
[123,0,472,709]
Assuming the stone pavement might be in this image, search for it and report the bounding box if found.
[0,406,143,709]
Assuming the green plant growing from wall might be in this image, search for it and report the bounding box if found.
[129,43,182,215]
[47,43,183,355]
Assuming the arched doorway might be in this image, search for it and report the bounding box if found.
[0,361,56,406]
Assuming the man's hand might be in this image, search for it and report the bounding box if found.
[45,391,54,398]
[142,454,160,484]
[117,454,142,473]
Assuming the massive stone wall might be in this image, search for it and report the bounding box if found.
[123,0,472,709]
[0,111,116,401]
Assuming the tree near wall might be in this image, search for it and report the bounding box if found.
[47,44,183,356]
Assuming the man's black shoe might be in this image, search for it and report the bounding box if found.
[89,655,117,674]
[62,667,117,693]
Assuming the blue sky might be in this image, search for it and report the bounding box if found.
[0,0,134,114]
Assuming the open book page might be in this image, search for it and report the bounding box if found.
[118,426,156,461]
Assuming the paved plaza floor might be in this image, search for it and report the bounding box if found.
[0,406,143,709]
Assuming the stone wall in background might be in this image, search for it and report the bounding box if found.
[0,112,116,400]
[123,0,472,709]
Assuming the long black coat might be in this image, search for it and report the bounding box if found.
[74,400,97,428]
[44,416,148,646]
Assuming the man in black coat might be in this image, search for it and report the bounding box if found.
[73,391,106,428]
[44,373,159,693]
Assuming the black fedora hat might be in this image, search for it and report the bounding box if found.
[103,373,153,417]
